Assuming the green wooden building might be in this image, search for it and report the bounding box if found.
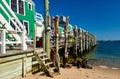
[0,0,35,39]
[0,1,40,78]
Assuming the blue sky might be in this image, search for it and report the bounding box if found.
[33,0,120,40]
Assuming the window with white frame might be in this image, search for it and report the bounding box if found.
[11,0,17,12]
[23,21,29,35]
[11,0,24,15]
[28,3,32,10]
[19,0,24,15]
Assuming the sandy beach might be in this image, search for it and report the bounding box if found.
[19,66,120,79]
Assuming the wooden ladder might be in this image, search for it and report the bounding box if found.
[34,49,59,77]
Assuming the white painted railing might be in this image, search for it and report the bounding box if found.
[0,4,21,32]
[0,14,21,42]
[0,29,27,54]
[0,0,28,52]
[1,0,24,31]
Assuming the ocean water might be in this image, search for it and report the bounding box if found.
[84,41,120,69]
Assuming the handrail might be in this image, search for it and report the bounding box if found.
[0,13,21,41]
[0,29,27,54]
[0,4,21,31]
[1,0,24,31]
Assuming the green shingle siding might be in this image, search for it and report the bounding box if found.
[15,0,35,39]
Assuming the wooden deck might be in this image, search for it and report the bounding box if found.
[0,41,96,79]
[0,45,43,79]
[0,45,34,58]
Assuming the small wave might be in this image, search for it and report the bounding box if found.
[98,65,109,69]
[98,65,120,70]
[111,67,120,70]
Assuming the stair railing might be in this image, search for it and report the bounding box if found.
[0,29,27,54]
[1,0,24,31]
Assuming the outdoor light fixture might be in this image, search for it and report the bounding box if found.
[47,26,51,31]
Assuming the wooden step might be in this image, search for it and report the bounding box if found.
[35,49,44,53]
[36,51,43,54]
[39,53,47,57]
[42,58,49,61]
[34,49,59,77]
[45,62,53,66]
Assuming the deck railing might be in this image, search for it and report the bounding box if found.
[0,29,26,54]
[0,0,28,52]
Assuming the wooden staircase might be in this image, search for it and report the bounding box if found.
[0,0,28,53]
[34,49,59,77]
[0,14,21,42]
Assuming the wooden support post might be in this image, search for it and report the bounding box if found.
[80,28,83,54]
[90,35,92,49]
[52,16,55,29]
[78,28,81,57]
[1,29,6,54]
[73,26,78,61]
[44,0,50,56]
[42,30,45,50]
[21,30,27,50]
[87,32,89,51]
[86,31,88,52]
[85,31,87,51]
[22,57,26,77]
[55,16,60,72]
[83,30,85,52]
[88,32,90,50]
[33,22,36,49]
[82,29,84,53]
[63,16,69,66]
[51,16,55,46]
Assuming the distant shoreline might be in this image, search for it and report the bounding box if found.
[97,40,120,42]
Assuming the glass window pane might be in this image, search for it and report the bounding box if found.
[11,0,17,12]
[28,3,32,10]
[19,0,24,15]
[24,22,29,34]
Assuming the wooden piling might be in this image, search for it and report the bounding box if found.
[44,0,50,56]
[33,21,36,49]
[80,28,83,56]
[73,26,78,61]
[55,16,60,72]
[63,16,69,66]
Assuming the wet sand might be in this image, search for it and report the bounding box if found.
[19,66,120,79]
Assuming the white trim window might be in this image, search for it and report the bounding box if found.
[10,0,25,15]
[23,21,29,35]
[28,2,32,10]
[19,0,24,15]
[11,0,17,12]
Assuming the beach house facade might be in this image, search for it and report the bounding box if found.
[59,15,73,37]
[0,0,35,53]
[35,13,44,37]
[0,0,35,39]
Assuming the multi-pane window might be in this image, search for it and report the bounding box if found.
[19,0,24,15]
[11,0,17,12]
[11,0,24,15]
